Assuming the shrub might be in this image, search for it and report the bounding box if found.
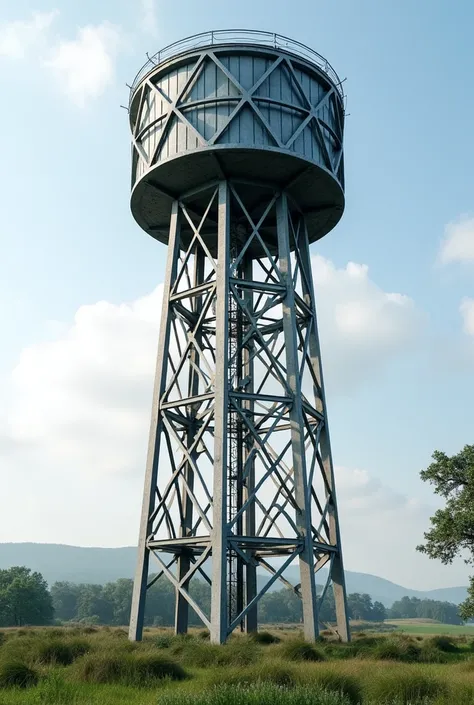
[0,661,38,689]
[368,668,447,704]
[278,639,326,662]
[74,652,186,685]
[251,631,281,645]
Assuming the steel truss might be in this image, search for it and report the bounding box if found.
[129,179,350,643]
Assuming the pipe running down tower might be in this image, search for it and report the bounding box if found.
[128,30,350,644]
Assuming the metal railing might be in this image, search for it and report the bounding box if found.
[129,29,344,104]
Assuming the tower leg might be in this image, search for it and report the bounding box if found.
[242,255,257,633]
[129,203,182,641]
[276,194,319,642]
[210,181,230,644]
[299,218,351,643]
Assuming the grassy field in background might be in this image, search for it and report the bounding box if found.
[385,620,474,636]
[1,625,474,704]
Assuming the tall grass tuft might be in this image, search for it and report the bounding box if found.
[31,671,80,704]
[299,666,362,705]
[159,683,351,705]
[36,638,90,665]
[73,651,186,685]
[427,635,459,653]
[251,631,281,645]
[171,637,258,667]
[368,667,448,704]
[278,639,326,662]
[373,638,421,662]
[418,643,450,664]
[205,660,297,688]
[0,661,38,688]
[156,633,174,649]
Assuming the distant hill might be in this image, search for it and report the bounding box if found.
[0,543,137,586]
[0,543,467,607]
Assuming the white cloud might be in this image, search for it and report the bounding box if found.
[439,216,474,265]
[311,256,421,391]
[139,0,159,36]
[0,10,57,59]
[44,22,122,107]
[335,465,469,588]
[460,298,474,337]
[5,255,420,474]
[7,287,163,473]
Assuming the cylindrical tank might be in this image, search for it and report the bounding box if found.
[129,30,345,252]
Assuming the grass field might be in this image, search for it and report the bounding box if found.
[1,626,474,704]
[385,620,474,636]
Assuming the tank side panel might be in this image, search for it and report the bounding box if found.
[131,47,344,192]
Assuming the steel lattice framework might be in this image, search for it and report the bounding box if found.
[128,180,350,643]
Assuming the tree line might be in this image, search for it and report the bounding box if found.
[0,565,463,627]
[389,596,462,625]
[48,577,390,626]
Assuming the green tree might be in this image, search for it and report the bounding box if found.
[0,567,54,627]
[102,579,133,625]
[417,445,474,620]
[50,582,81,622]
[347,593,374,620]
[372,601,387,622]
[76,584,114,624]
[388,595,461,624]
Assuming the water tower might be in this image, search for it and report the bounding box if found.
[127,30,350,644]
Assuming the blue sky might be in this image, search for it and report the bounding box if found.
[0,0,473,590]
